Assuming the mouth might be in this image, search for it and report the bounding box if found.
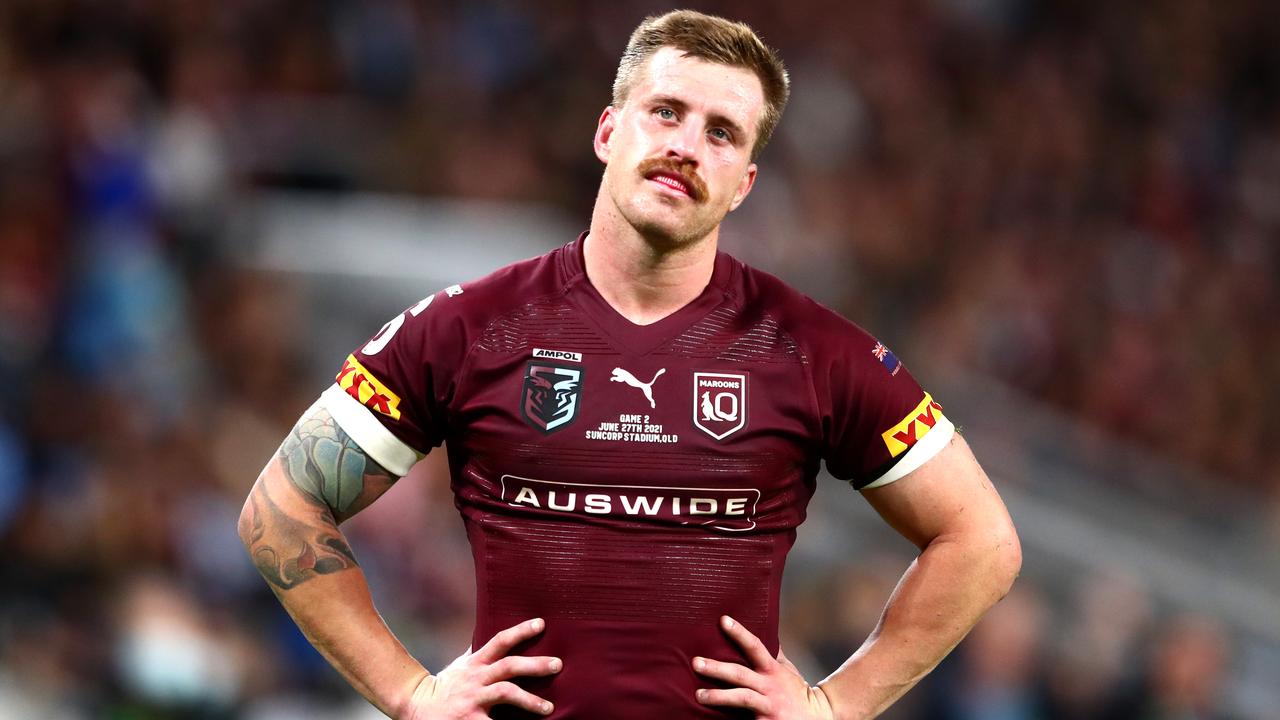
[645,170,697,200]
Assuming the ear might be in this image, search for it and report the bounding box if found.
[593,106,617,165]
[728,163,758,212]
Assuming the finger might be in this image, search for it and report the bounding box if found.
[472,618,546,664]
[479,680,554,716]
[691,656,765,692]
[719,615,774,670]
[696,686,769,713]
[482,655,563,682]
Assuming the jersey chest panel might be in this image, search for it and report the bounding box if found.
[447,346,819,536]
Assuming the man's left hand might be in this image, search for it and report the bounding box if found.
[692,615,836,719]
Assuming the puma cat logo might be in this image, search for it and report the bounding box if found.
[610,367,666,409]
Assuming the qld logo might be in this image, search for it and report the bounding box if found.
[521,363,583,434]
[693,372,747,441]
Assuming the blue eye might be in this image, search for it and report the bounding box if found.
[710,128,730,142]
[656,108,676,121]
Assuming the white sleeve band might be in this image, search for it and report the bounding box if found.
[861,415,956,490]
[319,384,424,476]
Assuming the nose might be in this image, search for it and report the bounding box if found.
[664,120,702,165]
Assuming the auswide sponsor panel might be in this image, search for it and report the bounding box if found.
[500,475,759,531]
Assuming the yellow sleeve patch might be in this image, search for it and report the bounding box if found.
[881,392,945,457]
[335,354,403,420]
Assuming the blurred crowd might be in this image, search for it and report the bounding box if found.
[0,0,1273,718]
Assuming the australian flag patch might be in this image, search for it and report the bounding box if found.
[871,341,902,377]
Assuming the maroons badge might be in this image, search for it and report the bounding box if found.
[693,372,747,441]
[520,363,583,434]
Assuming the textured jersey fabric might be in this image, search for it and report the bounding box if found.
[322,235,954,719]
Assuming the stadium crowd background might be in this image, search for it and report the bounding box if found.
[0,0,1276,718]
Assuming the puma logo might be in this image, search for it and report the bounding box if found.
[610,367,666,408]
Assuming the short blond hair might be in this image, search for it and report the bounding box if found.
[612,10,790,161]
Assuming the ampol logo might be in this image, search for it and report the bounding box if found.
[532,347,582,363]
[693,372,747,441]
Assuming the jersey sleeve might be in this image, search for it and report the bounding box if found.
[813,313,955,490]
[320,287,470,476]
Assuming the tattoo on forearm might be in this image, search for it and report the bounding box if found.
[244,410,398,591]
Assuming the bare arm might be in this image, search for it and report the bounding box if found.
[239,406,561,718]
[238,408,424,715]
[817,433,1022,719]
[692,433,1020,720]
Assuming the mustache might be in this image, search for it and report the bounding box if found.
[637,157,707,202]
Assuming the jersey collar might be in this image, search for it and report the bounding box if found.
[558,231,738,356]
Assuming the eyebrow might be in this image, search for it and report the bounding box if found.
[649,95,749,145]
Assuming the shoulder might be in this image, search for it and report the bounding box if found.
[444,245,567,315]
[420,244,570,335]
[354,244,569,368]
[729,255,877,356]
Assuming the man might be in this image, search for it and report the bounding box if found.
[238,10,1021,719]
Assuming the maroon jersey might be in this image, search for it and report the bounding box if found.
[322,236,954,719]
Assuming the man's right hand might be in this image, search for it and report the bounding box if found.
[402,618,562,719]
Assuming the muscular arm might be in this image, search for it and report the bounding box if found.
[818,433,1022,719]
[238,407,426,716]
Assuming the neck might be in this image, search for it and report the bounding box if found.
[584,185,719,326]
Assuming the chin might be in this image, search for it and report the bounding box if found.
[609,184,721,247]
[630,214,710,248]
[631,222,689,248]
[637,201,724,244]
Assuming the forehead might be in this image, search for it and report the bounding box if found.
[628,46,765,130]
